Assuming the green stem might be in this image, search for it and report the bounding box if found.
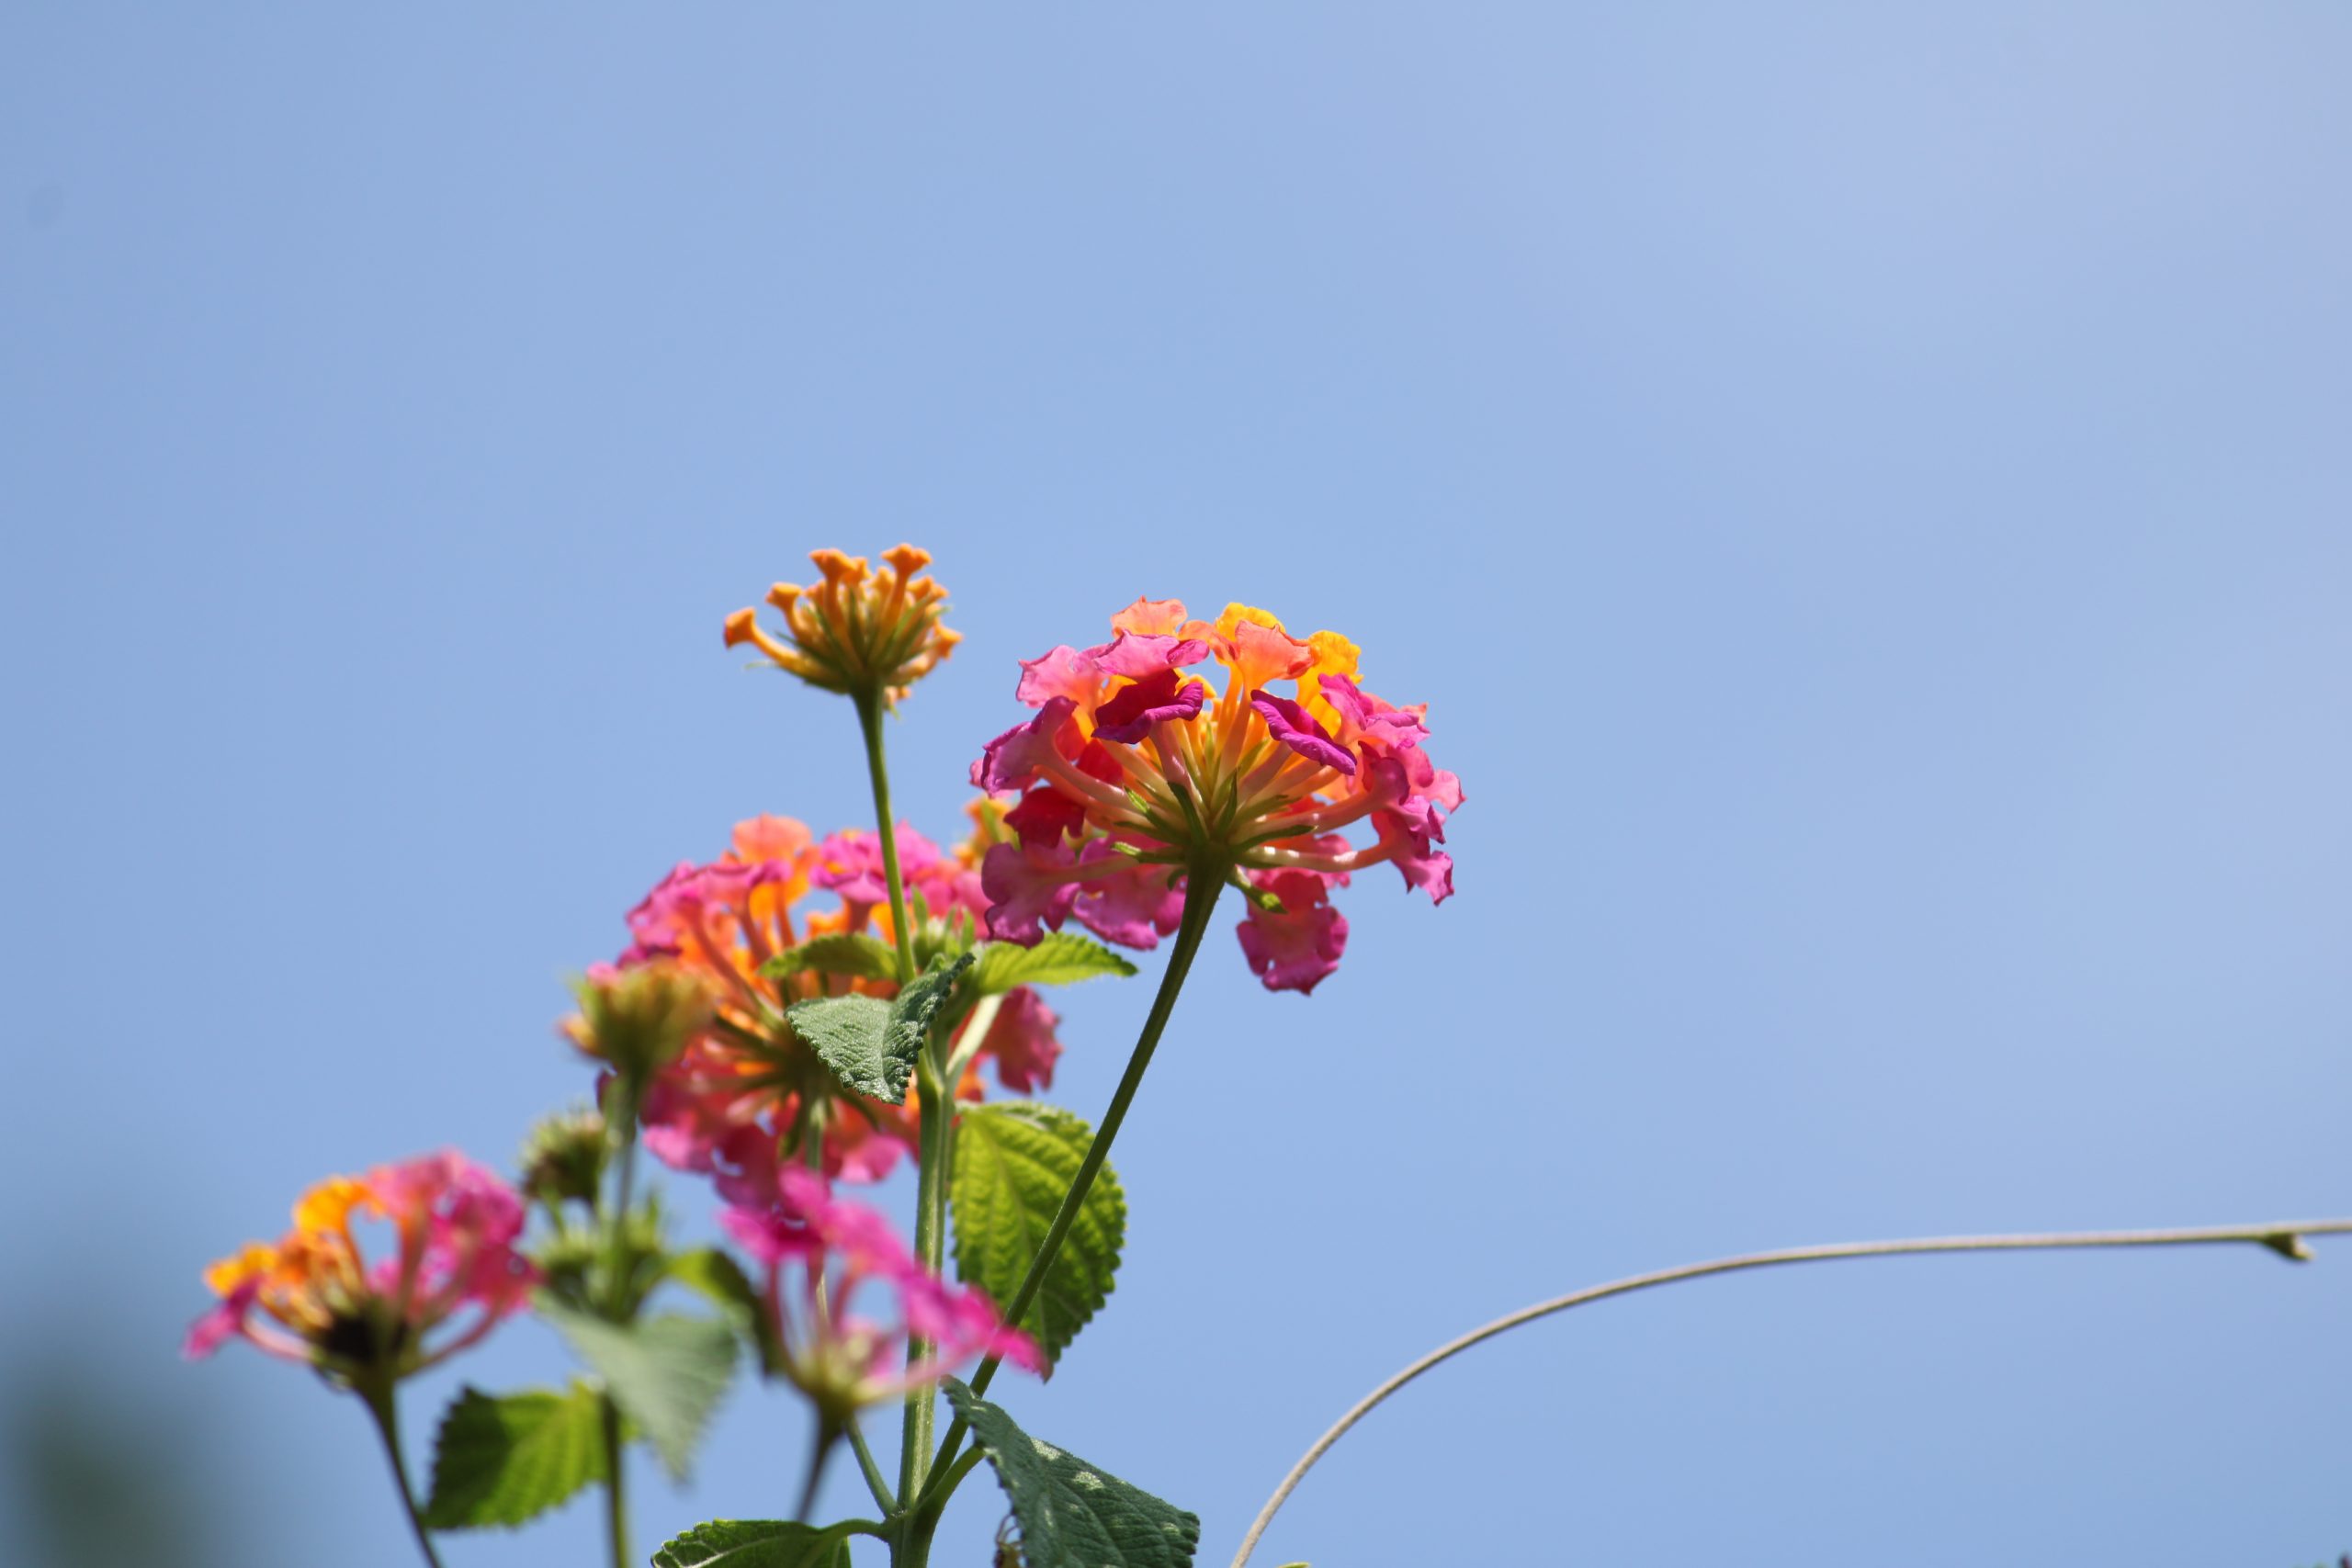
[795,1423,841,1525]
[896,1054,953,1511]
[597,1080,642,1568]
[358,1380,447,1568]
[1226,1217,2352,1568]
[600,1393,629,1568]
[851,683,953,1533]
[908,864,1225,1540]
[846,1417,898,1515]
[854,691,920,983]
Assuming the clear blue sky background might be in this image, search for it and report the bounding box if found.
[5,6,2349,1565]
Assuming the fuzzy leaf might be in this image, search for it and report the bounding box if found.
[421,1382,605,1529]
[542,1303,736,1482]
[784,994,902,1101]
[950,1101,1125,1367]
[650,1519,850,1568]
[944,1381,1199,1568]
[969,933,1138,994]
[758,932,901,984]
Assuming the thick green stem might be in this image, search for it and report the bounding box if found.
[906,865,1225,1544]
[896,1055,953,1511]
[599,1393,628,1568]
[358,1380,447,1568]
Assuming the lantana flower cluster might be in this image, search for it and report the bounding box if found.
[975,599,1463,992]
[591,811,1062,1201]
[723,1168,1042,1422]
[185,1152,536,1379]
[187,547,1464,1568]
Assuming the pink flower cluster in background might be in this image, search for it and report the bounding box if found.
[595,814,1063,1201]
[184,1152,536,1378]
[723,1168,1041,1417]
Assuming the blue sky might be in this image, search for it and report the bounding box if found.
[5,6,2349,1565]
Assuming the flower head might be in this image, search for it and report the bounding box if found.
[569,960,710,1080]
[972,600,1463,992]
[584,814,1064,1201]
[184,1152,536,1381]
[721,1168,1040,1423]
[725,545,960,705]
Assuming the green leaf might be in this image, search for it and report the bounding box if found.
[758,932,902,984]
[650,1519,850,1568]
[662,1247,780,1374]
[887,950,975,1055]
[969,933,1138,994]
[541,1303,736,1482]
[943,1381,1199,1568]
[420,1382,605,1529]
[784,994,902,1100]
[785,953,974,1104]
[950,1101,1125,1367]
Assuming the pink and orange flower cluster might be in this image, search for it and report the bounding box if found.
[185,1152,536,1378]
[973,599,1463,993]
[595,812,1061,1200]
[723,1168,1041,1420]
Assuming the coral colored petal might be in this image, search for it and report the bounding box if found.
[1015,645,1100,708]
[1109,597,1189,637]
[1092,632,1210,679]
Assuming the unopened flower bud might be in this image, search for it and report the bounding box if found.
[519,1104,607,1207]
[569,961,710,1081]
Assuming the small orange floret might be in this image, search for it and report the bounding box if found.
[204,1243,277,1297]
[883,543,933,576]
[724,607,759,648]
[809,548,866,585]
[292,1176,368,1235]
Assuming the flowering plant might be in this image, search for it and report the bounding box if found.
[190,547,2352,1568]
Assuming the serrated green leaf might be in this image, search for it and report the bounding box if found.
[950,1101,1125,1367]
[944,1381,1199,1568]
[650,1519,850,1568]
[541,1303,736,1482]
[784,994,902,1100]
[969,933,1139,994]
[758,932,902,984]
[420,1382,605,1529]
[662,1247,780,1374]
